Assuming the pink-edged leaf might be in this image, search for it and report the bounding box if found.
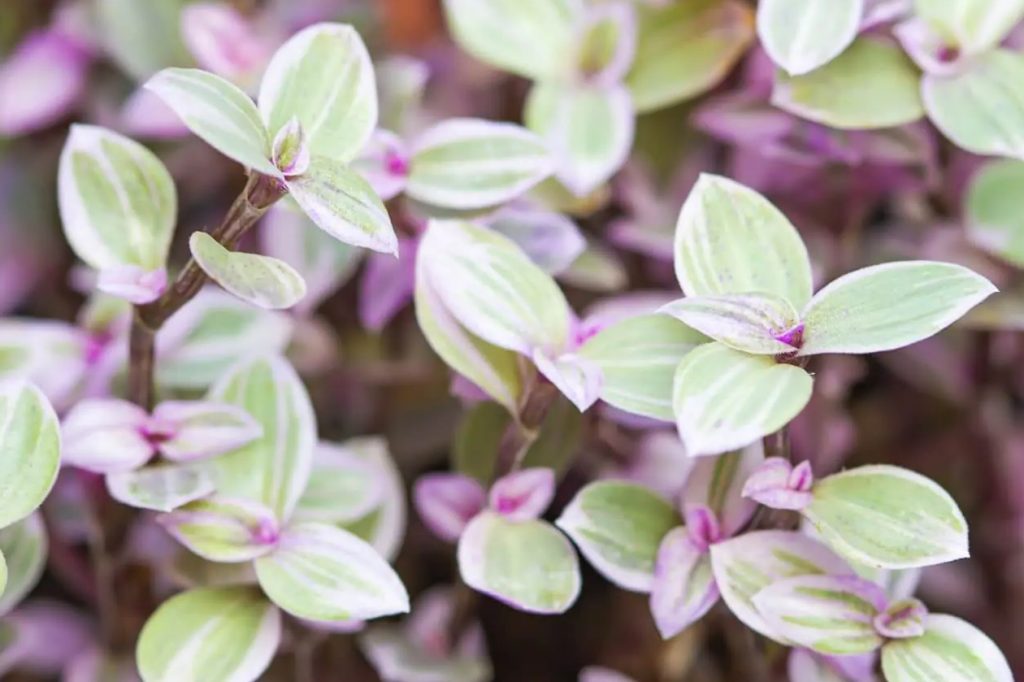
[61,398,153,474]
[414,473,487,543]
[649,526,719,639]
[271,117,311,177]
[742,457,815,511]
[0,29,90,136]
[486,205,586,276]
[575,1,637,86]
[119,86,190,139]
[159,496,280,563]
[660,293,801,356]
[350,128,410,201]
[152,400,263,462]
[532,349,603,412]
[106,462,216,513]
[488,468,555,522]
[788,649,878,682]
[181,2,272,89]
[873,598,927,640]
[0,601,92,678]
[96,265,168,304]
[881,614,1014,682]
[682,443,763,538]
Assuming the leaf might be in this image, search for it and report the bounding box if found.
[96,0,192,81]
[660,293,801,355]
[519,396,585,475]
[487,206,586,275]
[965,160,1024,268]
[758,0,863,76]
[255,522,408,622]
[773,38,924,130]
[160,497,280,563]
[922,50,1024,159]
[145,68,276,175]
[578,314,707,421]
[799,261,996,356]
[489,468,556,522]
[136,586,281,682]
[913,0,1024,54]
[881,614,1013,682]
[458,512,580,614]
[442,0,583,81]
[333,437,408,562]
[190,232,307,310]
[524,82,634,197]
[258,23,377,163]
[682,444,763,537]
[674,174,813,309]
[58,124,177,272]
[360,623,492,682]
[452,402,510,485]
[531,350,603,412]
[627,0,754,112]
[61,398,153,474]
[153,400,264,463]
[294,442,385,524]
[208,355,316,522]
[649,528,718,638]
[286,155,398,255]
[106,463,216,512]
[0,320,87,411]
[804,465,969,569]
[413,473,487,543]
[709,530,854,643]
[556,481,680,592]
[672,343,813,457]
[0,513,46,617]
[0,382,60,528]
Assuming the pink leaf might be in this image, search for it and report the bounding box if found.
[96,266,167,304]
[413,473,487,543]
[649,526,720,638]
[488,468,556,522]
[873,598,928,640]
[152,400,263,462]
[742,456,814,511]
[0,29,90,136]
[181,2,272,89]
[61,399,153,474]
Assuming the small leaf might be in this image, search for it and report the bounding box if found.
[674,174,813,309]
[758,0,863,76]
[254,522,409,622]
[556,481,680,592]
[965,160,1024,268]
[459,512,580,614]
[487,206,586,276]
[672,343,813,457]
[881,614,1013,682]
[0,513,47,617]
[773,38,924,130]
[660,293,801,355]
[136,586,281,682]
[294,441,385,524]
[106,463,216,512]
[413,473,487,543]
[682,444,763,537]
[804,465,969,569]
[332,437,408,562]
[0,382,60,528]
[160,497,280,563]
[649,527,718,638]
[61,398,153,474]
[799,261,996,356]
[153,400,264,463]
[913,0,1024,54]
[190,232,307,310]
[0,320,88,411]
[96,264,168,304]
[531,350,603,412]
[489,468,555,522]
[145,68,276,174]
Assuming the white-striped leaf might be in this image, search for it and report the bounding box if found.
[531,350,603,412]
[799,261,996,356]
[661,293,801,355]
[674,174,813,309]
[556,481,680,592]
[682,444,763,537]
[758,0,863,76]
[804,465,969,569]
[0,320,87,411]
[965,160,1024,268]
[145,68,276,175]
[160,497,280,563]
[672,343,813,457]
[0,513,46,617]
[136,586,281,682]
[333,437,408,562]
[154,400,264,463]
[407,119,553,210]
[458,512,581,614]
[58,124,176,276]
[208,355,316,522]
[106,463,216,512]
[190,232,306,310]
[709,530,853,643]
[0,382,60,528]
[881,614,1013,682]
[294,441,384,524]
[649,527,718,638]
[914,0,1024,55]
[258,23,377,163]
[254,522,408,622]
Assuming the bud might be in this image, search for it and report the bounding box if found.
[272,117,311,177]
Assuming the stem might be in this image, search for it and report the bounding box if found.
[83,475,119,649]
[494,376,558,477]
[293,631,318,682]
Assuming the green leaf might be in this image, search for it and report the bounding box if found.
[799,261,997,356]
[458,512,580,614]
[96,0,192,81]
[161,497,279,563]
[333,437,408,562]
[672,343,813,457]
[137,586,280,682]
[627,0,754,112]
[190,232,307,310]
[0,382,60,528]
[452,402,510,485]
[965,160,1024,268]
[773,38,925,130]
[660,293,801,355]
[208,355,316,522]
[578,314,707,421]
[106,463,216,512]
[757,0,863,75]
[519,397,584,475]
[360,621,492,682]
[674,174,813,309]
[294,441,383,524]
[923,50,1024,159]
[556,481,680,592]
[881,614,1013,682]
[914,0,1024,54]
[258,23,377,163]
[255,522,408,622]
[804,465,969,569]
[0,513,46,616]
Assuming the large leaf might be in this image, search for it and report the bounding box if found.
[0,382,60,528]
[674,174,812,309]
[660,293,801,355]
[965,160,1024,268]
[804,465,969,569]
[160,497,280,563]
[881,614,1013,682]
[556,481,680,592]
[799,261,996,356]
[190,232,306,310]
[258,23,377,163]
[914,0,1024,54]
[0,513,46,616]
[145,68,275,174]
[758,0,863,76]
[106,463,216,512]
[672,343,813,457]
[136,586,280,682]
[254,522,408,622]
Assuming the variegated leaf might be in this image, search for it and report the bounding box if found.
[758,0,863,76]
[190,232,307,310]
[160,497,280,563]
[682,444,763,537]
[106,463,216,512]
[0,513,46,617]
[965,160,1024,268]
[0,382,60,528]
[881,614,1013,682]
[294,441,384,524]
[649,527,719,638]
[914,0,1024,54]
[660,293,801,355]
[334,437,408,562]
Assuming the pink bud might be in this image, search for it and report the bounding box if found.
[272,118,311,177]
[683,504,722,552]
[488,468,556,522]
[96,266,167,304]
[413,473,487,543]
[742,457,814,511]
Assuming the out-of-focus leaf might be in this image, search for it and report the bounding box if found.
[965,160,1024,268]
[758,0,863,75]
[914,0,1024,54]
[60,398,152,474]
[520,396,584,475]
[0,514,46,617]
[106,463,216,513]
[335,437,408,562]
[414,473,487,543]
[160,497,280,563]
[0,321,87,411]
[295,442,384,524]
[153,400,263,463]
[487,206,585,276]
[0,382,60,528]
[682,444,762,537]
[360,622,492,682]
[532,350,603,412]
[190,232,307,310]
[881,614,1013,682]
[649,527,718,638]
[96,0,192,81]
[452,402,510,485]
[489,468,555,522]
[558,242,629,292]
[661,293,801,355]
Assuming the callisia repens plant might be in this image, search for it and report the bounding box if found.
[1,0,1023,680]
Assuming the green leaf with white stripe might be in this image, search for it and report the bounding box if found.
[661,293,801,355]
[0,513,46,616]
[255,522,408,622]
[0,382,60,528]
[190,232,306,310]
[881,614,1013,682]
[556,481,680,592]
[804,465,969,569]
[106,462,216,512]
[58,124,177,271]
[758,0,863,76]
[161,497,279,563]
[965,160,1024,268]
[294,441,383,524]
[208,355,316,522]
[145,69,276,175]
[674,174,812,309]
[672,343,813,457]
[332,437,408,562]
[258,23,377,163]
[137,586,281,682]
[799,261,996,356]
[407,119,553,210]
[914,0,1024,55]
